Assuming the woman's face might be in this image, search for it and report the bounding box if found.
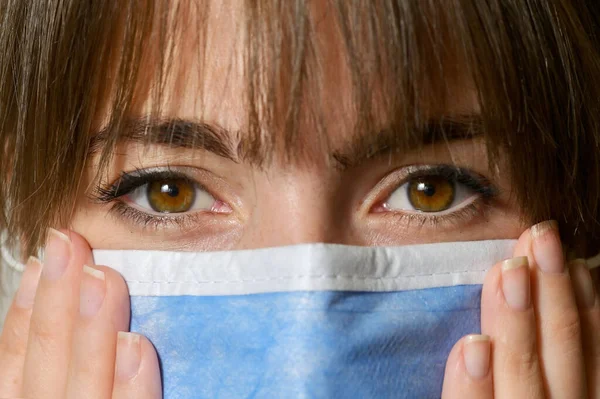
[71,2,527,251]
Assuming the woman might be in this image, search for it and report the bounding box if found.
[0,0,599,397]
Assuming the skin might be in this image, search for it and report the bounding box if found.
[70,1,525,250]
[1,1,600,398]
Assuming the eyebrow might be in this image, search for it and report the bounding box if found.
[332,116,484,168]
[89,116,483,166]
[89,118,236,160]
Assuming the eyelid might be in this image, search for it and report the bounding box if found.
[92,166,240,233]
[398,165,496,193]
[98,167,188,201]
[363,164,498,214]
[93,166,212,203]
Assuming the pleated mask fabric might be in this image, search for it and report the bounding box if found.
[93,240,516,398]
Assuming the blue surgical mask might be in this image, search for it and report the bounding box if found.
[93,240,515,398]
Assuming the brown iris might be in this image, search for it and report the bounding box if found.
[407,176,455,212]
[147,179,195,213]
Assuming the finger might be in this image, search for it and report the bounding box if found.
[529,221,586,398]
[0,257,42,397]
[65,266,131,399]
[441,334,493,399]
[569,260,600,398]
[481,255,545,399]
[22,229,93,399]
[111,332,162,399]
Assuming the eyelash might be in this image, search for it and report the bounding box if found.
[379,200,490,230]
[393,165,496,196]
[95,168,203,201]
[372,165,498,228]
[92,165,499,230]
[93,168,217,230]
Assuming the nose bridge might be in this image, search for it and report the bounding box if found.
[239,172,347,248]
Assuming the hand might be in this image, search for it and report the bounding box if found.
[0,229,162,399]
[441,221,599,398]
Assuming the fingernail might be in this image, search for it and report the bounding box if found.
[501,256,531,310]
[116,332,142,381]
[463,334,491,379]
[42,228,72,280]
[15,257,43,309]
[531,220,564,274]
[570,259,595,308]
[79,265,106,318]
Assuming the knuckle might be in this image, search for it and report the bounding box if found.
[0,324,28,359]
[516,349,539,377]
[545,308,582,345]
[28,316,63,355]
[501,345,540,381]
[72,360,94,376]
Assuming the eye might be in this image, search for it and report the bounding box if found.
[126,178,217,214]
[380,167,493,214]
[406,176,456,212]
[94,168,232,218]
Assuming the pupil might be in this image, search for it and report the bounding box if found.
[417,182,436,197]
[160,182,179,197]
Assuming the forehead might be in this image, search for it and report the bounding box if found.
[111,0,480,164]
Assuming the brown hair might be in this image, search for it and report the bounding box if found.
[1,0,599,255]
